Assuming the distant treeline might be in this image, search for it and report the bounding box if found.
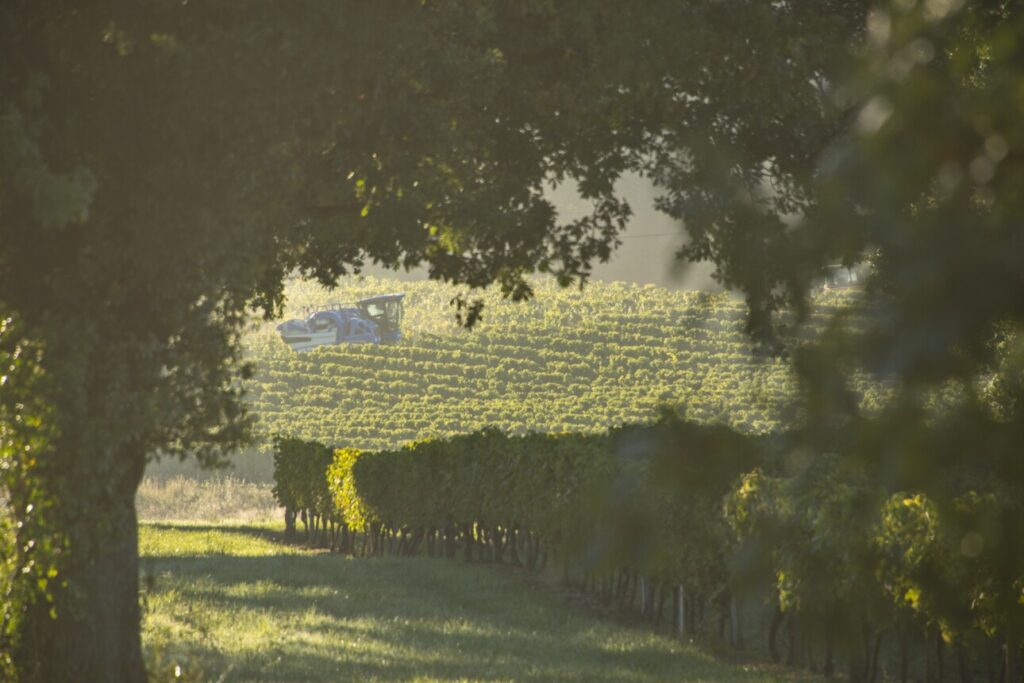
[271,415,1021,682]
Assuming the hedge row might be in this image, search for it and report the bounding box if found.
[272,417,1023,680]
[330,429,615,568]
[345,423,751,569]
[270,435,335,540]
[317,418,765,654]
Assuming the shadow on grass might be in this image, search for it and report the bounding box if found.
[143,521,289,544]
[142,551,802,683]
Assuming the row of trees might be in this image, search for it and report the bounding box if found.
[273,412,1024,681]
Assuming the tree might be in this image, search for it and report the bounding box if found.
[10,0,983,679]
[0,2,843,678]
[675,2,1024,671]
[0,2,642,678]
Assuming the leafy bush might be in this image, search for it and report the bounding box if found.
[271,436,335,540]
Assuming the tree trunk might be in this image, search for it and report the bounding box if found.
[15,458,147,682]
[848,623,870,683]
[508,528,521,566]
[695,594,703,635]
[396,531,408,556]
[445,525,457,559]
[937,629,945,683]
[956,640,971,683]
[616,571,629,606]
[525,533,538,572]
[655,583,668,626]
[729,595,744,650]
[899,624,910,683]
[824,634,835,678]
[787,616,800,667]
[463,523,474,562]
[284,508,296,538]
[1004,634,1018,683]
[768,606,784,663]
[615,571,628,601]
[675,585,686,638]
[869,629,884,683]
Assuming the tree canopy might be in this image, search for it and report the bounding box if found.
[3,0,1024,680]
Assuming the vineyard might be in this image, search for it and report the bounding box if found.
[243,276,871,450]
[254,277,1024,679]
[268,412,1024,681]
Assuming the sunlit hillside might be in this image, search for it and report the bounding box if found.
[242,276,864,451]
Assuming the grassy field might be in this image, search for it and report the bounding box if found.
[137,476,280,523]
[140,523,814,682]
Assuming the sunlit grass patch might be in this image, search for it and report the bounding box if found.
[140,522,815,682]
[138,522,295,558]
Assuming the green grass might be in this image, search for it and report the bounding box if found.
[137,476,280,523]
[140,523,814,682]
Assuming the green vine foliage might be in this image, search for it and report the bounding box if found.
[326,448,371,533]
[244,276,876,451]
[303,406,1024,674]
[321,417,752,593]
[0,316,64,679]
[270,436,334,535]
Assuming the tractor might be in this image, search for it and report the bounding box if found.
[276,293,405,352]
[817,265,864,292]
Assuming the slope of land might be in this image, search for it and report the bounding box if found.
[140,522,810,682]
[243,276,863,452]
